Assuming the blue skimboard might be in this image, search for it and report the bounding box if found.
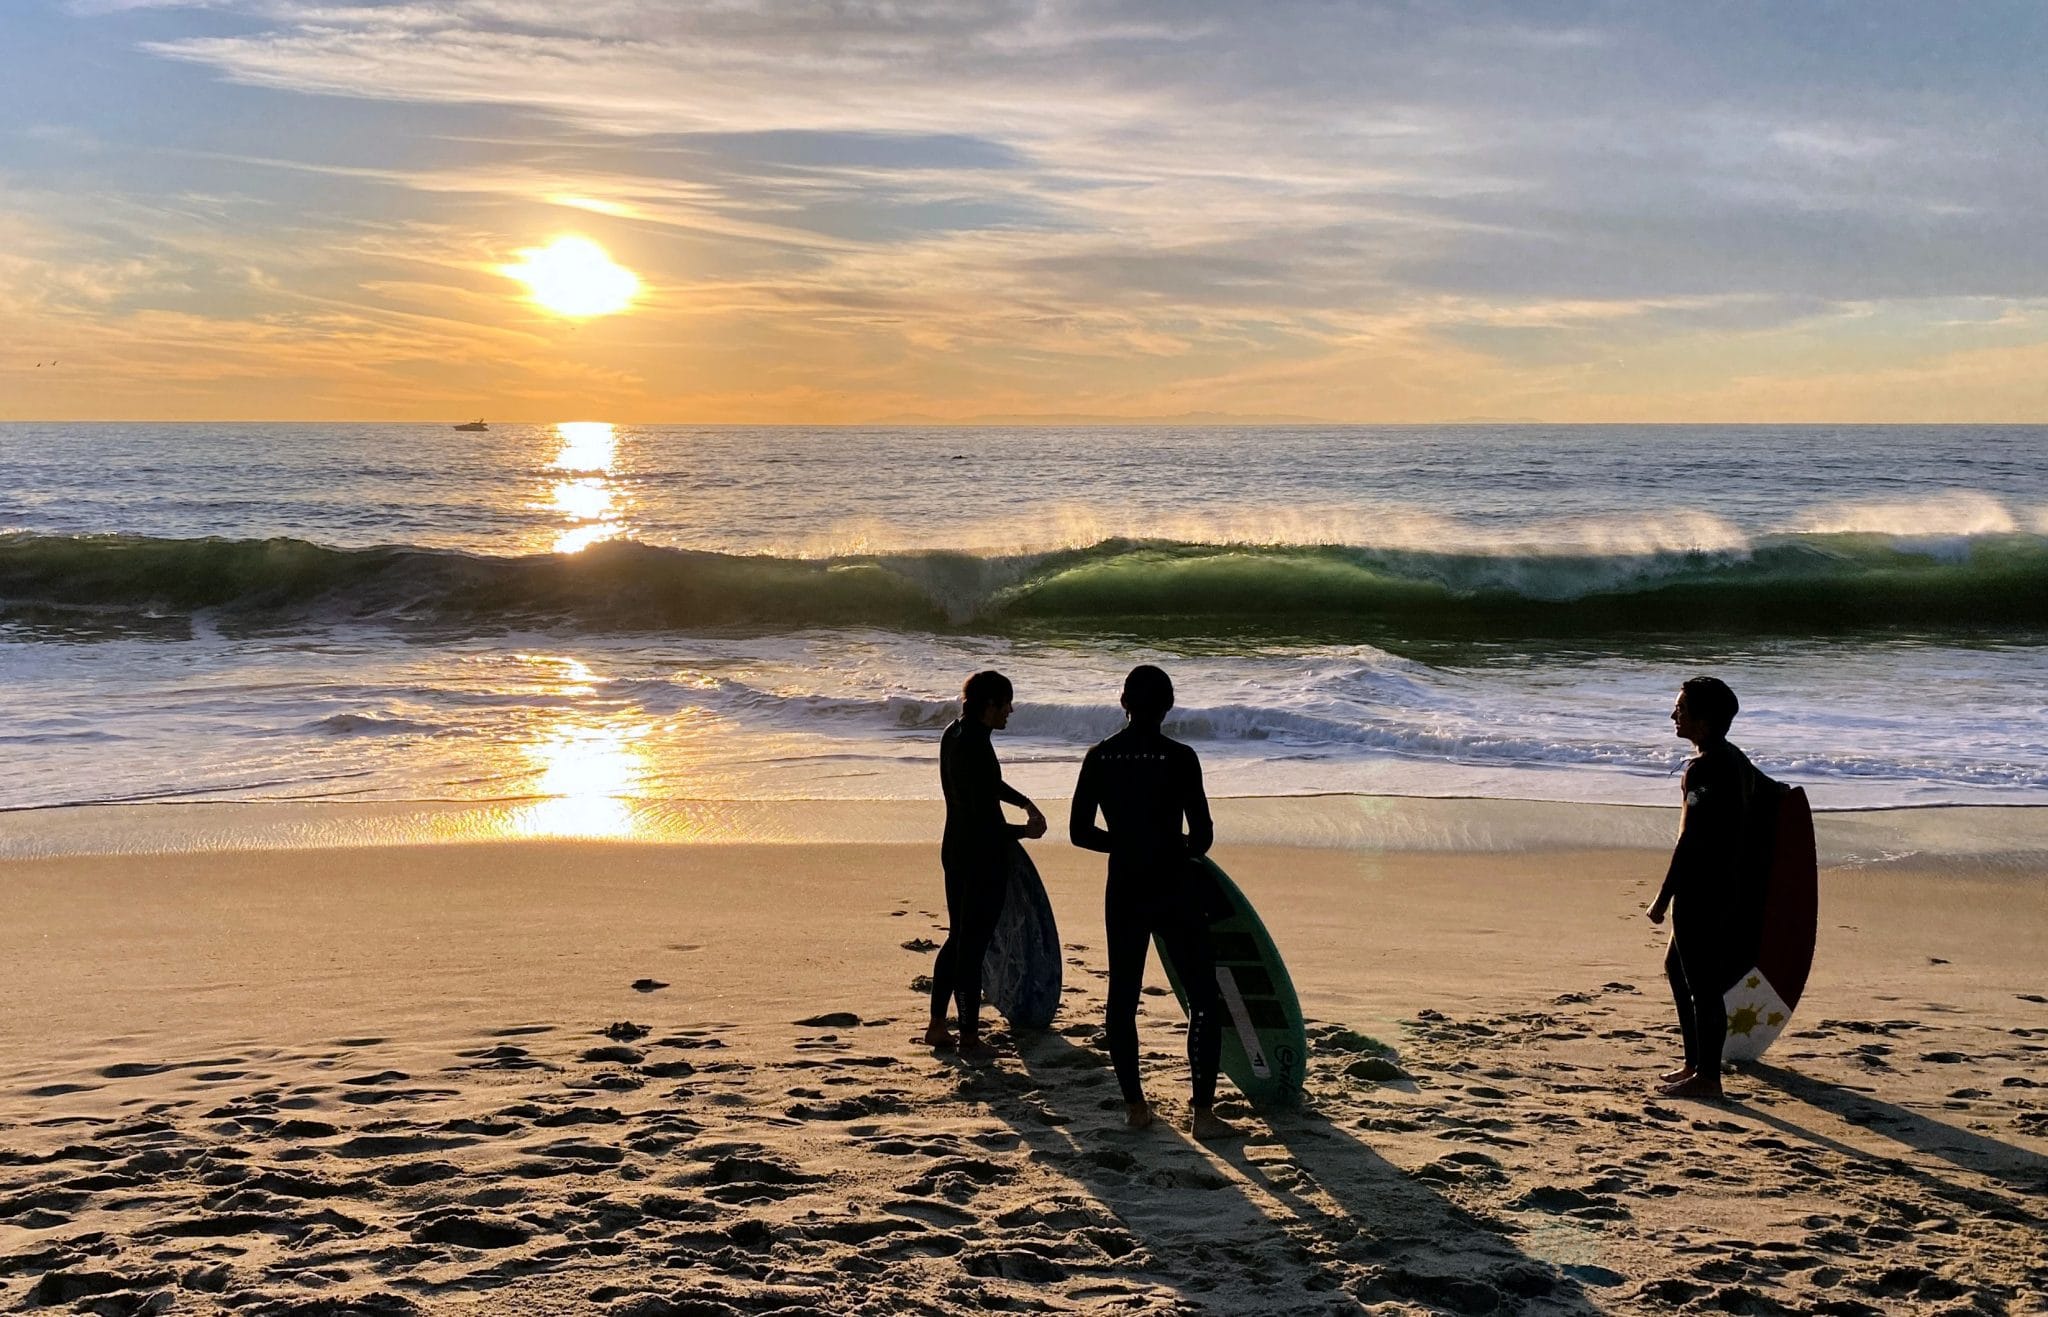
[1156,856,1308,1107]
[984,842,1062,1030]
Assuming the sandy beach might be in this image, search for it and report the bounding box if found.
[2,805,2044,1316]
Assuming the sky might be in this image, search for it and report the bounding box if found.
[2,0,2046,423]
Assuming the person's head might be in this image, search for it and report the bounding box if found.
[1672,676,1738,744]
[962,669,1014,730]
[1120,664,1175,728]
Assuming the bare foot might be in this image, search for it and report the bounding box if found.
[957,1034,998,1061]
[922,1023,956,1051]
[1659,1065,1695,1085]
[1190,1108,1242,1141]
[1125,1101,1155,1131]
[1657,1074,1725,1101]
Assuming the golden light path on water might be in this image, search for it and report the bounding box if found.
[546,421,625,554]
[501,655,654,839]
[511,721,652,838]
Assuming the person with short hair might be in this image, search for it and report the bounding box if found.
[1070,664,1236,1139]
[926,670,1046,1057]
[1648,675,1769,1100]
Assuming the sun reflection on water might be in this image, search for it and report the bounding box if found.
[552,421,617,473]
[543,421,627,553]
[511,721,650,838]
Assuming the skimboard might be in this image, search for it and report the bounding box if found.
[1156,856,1308,1107]
[984,842,1062,1030]
[1721,786,1818,1063]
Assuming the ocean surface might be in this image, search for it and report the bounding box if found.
[3,422,2046,830]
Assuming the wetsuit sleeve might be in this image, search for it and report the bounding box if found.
[1180,746,1213,859]
[984,737,1030,841]
[997,779,1036,812]
[952,730,1024,843]
[1069,748,1113,853]
[1658,756,1740,906]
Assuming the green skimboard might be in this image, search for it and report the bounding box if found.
[1155,856,1308,1108]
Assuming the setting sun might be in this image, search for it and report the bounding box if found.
[500,236,640,318]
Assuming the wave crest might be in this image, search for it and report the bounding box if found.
[4,529,2046,639]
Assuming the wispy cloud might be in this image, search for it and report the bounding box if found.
[6,0,2047,418]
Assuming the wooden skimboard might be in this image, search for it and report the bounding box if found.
[1156,856,1308,1107]
[984,842,1062,1030]
[1721,786,1818,1062]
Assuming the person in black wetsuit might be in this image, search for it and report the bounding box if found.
[1069,664,1237,1140]
[926,670,1047,1057]
[1648,676,1771,1101]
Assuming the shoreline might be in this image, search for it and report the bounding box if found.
[4,792,2046,869]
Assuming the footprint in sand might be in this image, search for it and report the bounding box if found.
[454,1043,549,1072]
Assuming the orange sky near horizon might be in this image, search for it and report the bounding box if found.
[3,2,2046,425]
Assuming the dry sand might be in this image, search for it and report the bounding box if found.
[1,821,2044,1315]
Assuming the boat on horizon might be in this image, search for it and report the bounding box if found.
[453,418,488,431]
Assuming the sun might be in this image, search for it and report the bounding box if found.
[501,236,640,318]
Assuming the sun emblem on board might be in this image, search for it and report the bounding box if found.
[1721,968,1795,1061]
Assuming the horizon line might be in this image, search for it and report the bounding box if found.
[3,417,2045,428]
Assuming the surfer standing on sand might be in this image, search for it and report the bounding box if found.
[927,670,1047,1058]
[1070,665,1237,1140]
[1647,676,1769,1101]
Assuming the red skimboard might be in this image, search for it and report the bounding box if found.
[1721,786,1818,1062]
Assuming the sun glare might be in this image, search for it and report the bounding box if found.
[544,421,626,553]
[501,236,640,318]
[512,722,650,838]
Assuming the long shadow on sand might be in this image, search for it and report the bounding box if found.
[1744,1062,2047,1197]
[989,1027,1605,1316]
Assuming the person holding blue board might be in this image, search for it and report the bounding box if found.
[1069,665,1238,1141]
[926,670,1047,1058]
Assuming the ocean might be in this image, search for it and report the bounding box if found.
[3,422,2045,831]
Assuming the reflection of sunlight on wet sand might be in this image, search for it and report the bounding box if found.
[544,421,626,553]
[511,722,649,838]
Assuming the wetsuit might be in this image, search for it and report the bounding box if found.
[930,717,1032,1036]
[1069,724,1222,1108]
[1656,739,1772,1076]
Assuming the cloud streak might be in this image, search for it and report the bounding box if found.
[6,0,2048,419]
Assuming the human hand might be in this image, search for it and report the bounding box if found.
[1646,899,1668,926]
[1022,811,1048,840]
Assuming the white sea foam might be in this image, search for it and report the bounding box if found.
[1791,490,2021,537]
[786,502,1757,560]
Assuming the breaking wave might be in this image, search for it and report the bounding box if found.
[4,529,2046,640]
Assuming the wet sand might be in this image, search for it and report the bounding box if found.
[1,825,2043,1315]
